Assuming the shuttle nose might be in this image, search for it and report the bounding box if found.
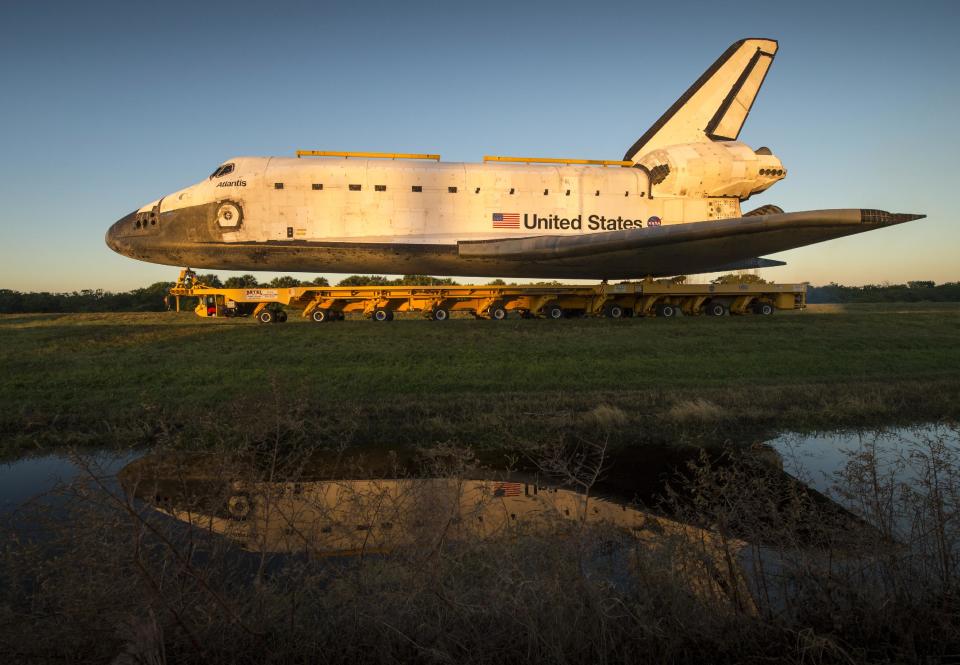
[105,211,137,255]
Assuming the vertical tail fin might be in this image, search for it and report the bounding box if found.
[624,38,778,162]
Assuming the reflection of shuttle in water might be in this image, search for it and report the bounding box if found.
[119,455,752,609]
[105,38,923,280]
[130,475,712,556]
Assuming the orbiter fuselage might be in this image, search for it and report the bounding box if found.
[105,39,922,279]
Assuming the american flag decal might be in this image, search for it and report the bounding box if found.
[492,212,520,229]
[493,482,523,498]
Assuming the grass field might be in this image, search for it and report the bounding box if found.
[2,303,959,457]
[4,305,960,664]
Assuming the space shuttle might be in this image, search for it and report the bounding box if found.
[119,454,750,607]
[105,38,923,280]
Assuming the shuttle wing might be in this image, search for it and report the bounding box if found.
[458,209,924,267]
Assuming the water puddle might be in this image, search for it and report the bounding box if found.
[3,427,957,660]
[0,452,139,514]
[767,422,959,537]
[2,425,953,584]
[121,460,669,556]
[769,423,959,490]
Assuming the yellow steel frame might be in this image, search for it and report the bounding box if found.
[168,275,806,321]
[296,150,441,161]
[483,155,633,167]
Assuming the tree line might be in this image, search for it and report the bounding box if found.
[1,274,959,313]
[805,281,960,303]
[686,274,960,303]
[0,275,455,313]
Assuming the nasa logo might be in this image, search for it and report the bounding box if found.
[216,180,247,188]
[647,216,662,226]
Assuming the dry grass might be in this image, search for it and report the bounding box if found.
[803,303,850,314]
[664,398,726,422]
[582,403,628,429]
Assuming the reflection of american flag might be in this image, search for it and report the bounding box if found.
[492,212,520,229]
[493,482,522,497]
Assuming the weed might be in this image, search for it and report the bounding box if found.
[665,398,726,422]
[3,425,960,663]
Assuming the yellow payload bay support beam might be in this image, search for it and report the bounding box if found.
[483,155,634,167]
[296,150,441,161]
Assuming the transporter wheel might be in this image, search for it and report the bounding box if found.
[489,306,508,321]
[257,309,275,324]
[311,309,330,323]
[754,302,774,316]
[545,305,565,320]
[605,304,625,319]
[275,310,288,323]
[706,302,728,317]
[657,304,677,318]
[373,308,393,322]
[431,308,450,321]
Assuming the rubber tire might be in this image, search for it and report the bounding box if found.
[373,308,393,322]
[490,306,507,321]
[706,303,728,317]
[546,306,564,320]
[257,309,275,324]
[605,304,625,319]
[657,304,676,318]
[432,308,450,321]
[755,302,774,316]
[311,309,329,323]
[275,310,288,323]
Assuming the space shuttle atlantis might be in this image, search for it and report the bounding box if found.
[106,38,923,279]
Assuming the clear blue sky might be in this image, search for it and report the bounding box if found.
[1,0,956,291]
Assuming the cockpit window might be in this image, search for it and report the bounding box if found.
[209,163,235,179]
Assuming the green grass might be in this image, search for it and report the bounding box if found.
[2,303,959,456]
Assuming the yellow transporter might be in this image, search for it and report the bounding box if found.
[170,270,805,323]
